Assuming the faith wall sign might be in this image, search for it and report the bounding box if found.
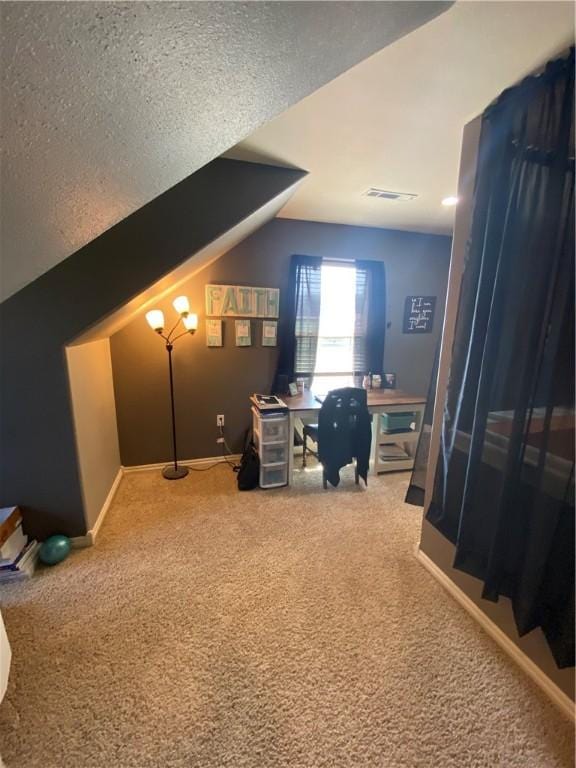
[205,285,280,318]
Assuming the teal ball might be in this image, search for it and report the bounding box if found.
[39,535,71,566]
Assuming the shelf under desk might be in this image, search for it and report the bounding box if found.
[283,390,426,483]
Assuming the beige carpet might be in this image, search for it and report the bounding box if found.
[0,464,573,768]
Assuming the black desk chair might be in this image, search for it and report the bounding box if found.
[317,387,371,488]
[302,422,319,467]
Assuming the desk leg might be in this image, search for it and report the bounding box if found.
[288,411,296,486]
[370,411,379,476]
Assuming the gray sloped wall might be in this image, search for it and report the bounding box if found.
[0,160,305,538]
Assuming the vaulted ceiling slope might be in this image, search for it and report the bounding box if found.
[229,1,574,236]
[0,1,451,301]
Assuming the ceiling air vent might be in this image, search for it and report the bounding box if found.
[363,188,418,202]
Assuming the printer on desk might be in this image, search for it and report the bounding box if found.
[249,394,288,414]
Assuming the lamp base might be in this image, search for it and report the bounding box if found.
[162,465,189,480]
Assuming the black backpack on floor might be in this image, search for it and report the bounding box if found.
[236,430,260,491]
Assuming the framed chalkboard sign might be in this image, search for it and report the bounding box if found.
[403,296,436,333]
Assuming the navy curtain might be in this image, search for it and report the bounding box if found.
[427,49,575,668]
[354,260,386,376]
[274,254,322,392]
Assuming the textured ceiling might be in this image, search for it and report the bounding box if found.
[0,1,451,301]
[229,1,574,236]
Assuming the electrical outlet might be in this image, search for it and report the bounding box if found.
[216,414,225,427]
[216,437,225,444]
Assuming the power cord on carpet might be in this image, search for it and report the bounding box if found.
[185,424,240,472]
[220,425,241,471]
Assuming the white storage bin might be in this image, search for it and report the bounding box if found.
[252,410,288,443]
[260,442,288,465]
[260,463,288,488]
[261,417,288,443]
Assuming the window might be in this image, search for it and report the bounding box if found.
[311,262,357,394]
[285,254,385,395]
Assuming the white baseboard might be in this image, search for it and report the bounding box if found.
[415,548,574,722]
[70,456,239,548]
[122,454,241,473]
[71,467,123,548]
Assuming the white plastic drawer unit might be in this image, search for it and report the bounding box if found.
[252,410,289,444]
[260,463,288,489]
[260,442,288,465]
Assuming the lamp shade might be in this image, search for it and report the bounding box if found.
[145,309,165,332]
[182,313,198,332]
[173,295,190,316]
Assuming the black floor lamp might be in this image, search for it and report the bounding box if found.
[146,296,198,480]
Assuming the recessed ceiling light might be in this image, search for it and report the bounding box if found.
[441,196,459,207]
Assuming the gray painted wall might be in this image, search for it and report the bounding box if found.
[0,160,305,539]
[110,218,451,467]
[420,520,575,700]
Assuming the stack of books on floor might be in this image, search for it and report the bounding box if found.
[0,507,40,583]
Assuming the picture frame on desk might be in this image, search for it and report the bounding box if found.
[383,372,397,389]
[288,382,298,397]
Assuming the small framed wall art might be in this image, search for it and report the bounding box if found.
[261,320,277,347]
[206,319,222,347]
[403,296,436,333]
[235,319,251,347]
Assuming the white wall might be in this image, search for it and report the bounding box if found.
[66,339,121,531]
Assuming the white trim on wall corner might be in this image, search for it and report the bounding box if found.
[71,468,123,548]
[71,456,239,548]
[415,548,575,722]
[122,454,241,474]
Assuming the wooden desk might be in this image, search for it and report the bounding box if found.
[284,389,426,483]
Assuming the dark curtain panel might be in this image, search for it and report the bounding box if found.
[354,260,386,375]
[274,254,322,390]
[405,342,440,506]
[427,49,575,668]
